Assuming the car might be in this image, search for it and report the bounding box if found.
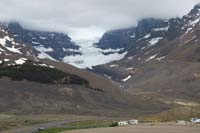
[38,127,45,131]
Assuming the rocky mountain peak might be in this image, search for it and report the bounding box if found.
[0,24,38,66]
[188,3,200,16]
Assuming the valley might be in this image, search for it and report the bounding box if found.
[0,2,200,133]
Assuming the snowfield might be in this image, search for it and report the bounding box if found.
[63,37,127,69]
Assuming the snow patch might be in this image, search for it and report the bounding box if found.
[63,48,80,53]
[99,48,124,53]
[121,75,132,82]
[184,18,200,34]
[109,64,119,68]
[188,18,200,27]
[130,34,136,38]
[185,27,193,34]
[0,38,6,45]
[37,52,56,61]
[50,34,55,37]
[127,67,134,70]
[0,47,5,51]
[155,56,166,61]
[38,63,55,68]
[144,34,151,39]
[13,35,19,37]
[15,58,27,65]
[39,36,47,40]
[183,36,197,45]
[4,59,10,62]
[148,37,163,46]
[6,46,22,54]
[38,64,48,67]
[34,46,54,52]
[34,45,56,60]
[49,65,55,68]
[127,56,134,60]
[0,36,22,54]
[104,74,112,79]
[146,54,157,62]
[4,36,11,41]
[32,41,40,45]
[153,26,169,32]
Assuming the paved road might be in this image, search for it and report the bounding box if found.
[1,120,74,133]
[0,117,109,133]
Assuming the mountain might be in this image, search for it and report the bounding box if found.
[6,22,129,69]
[1,3,200,119]
[96,18,169,51]
[95,4,200,56]
[0,22,38,66]
[7,22,81,61]
[93,3,200,108]
[1,22,171,116]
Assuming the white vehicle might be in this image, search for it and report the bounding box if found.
[38,127,45,131]
[118,121,129,126]
[191,118,200,124]
[128,119,139,125]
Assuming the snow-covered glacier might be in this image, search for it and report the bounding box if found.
[62,37,127,69]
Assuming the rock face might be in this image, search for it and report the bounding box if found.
[96,4,200,56]
[96,18,169,52]
[0,23,38,66]
[93,3,200,107]
[7,22,81,60]
[6,22,128,69]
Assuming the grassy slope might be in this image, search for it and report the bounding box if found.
[138,106,200,122]
[37,120,117,133]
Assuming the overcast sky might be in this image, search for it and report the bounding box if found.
[0,0,199,40]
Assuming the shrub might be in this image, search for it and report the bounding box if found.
[0,63,90,87]
[109,122,118,127]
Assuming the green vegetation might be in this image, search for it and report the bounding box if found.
[37,120,117,133]
[109,122,118,127]
[0,119,47,131]
[0,114,51,131]
[37,127,73,133]
[0,114,97,131]
[68,120,114,128]
[0,63,89,87]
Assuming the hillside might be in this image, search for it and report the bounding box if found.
[0,3,200,119]
[1,22,172,116]
[93,3,200,111]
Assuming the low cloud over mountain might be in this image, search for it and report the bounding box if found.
[0,0,199,39]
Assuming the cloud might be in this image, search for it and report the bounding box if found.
[0,0,199,39]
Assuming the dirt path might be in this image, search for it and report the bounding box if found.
[64,125,200,133]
